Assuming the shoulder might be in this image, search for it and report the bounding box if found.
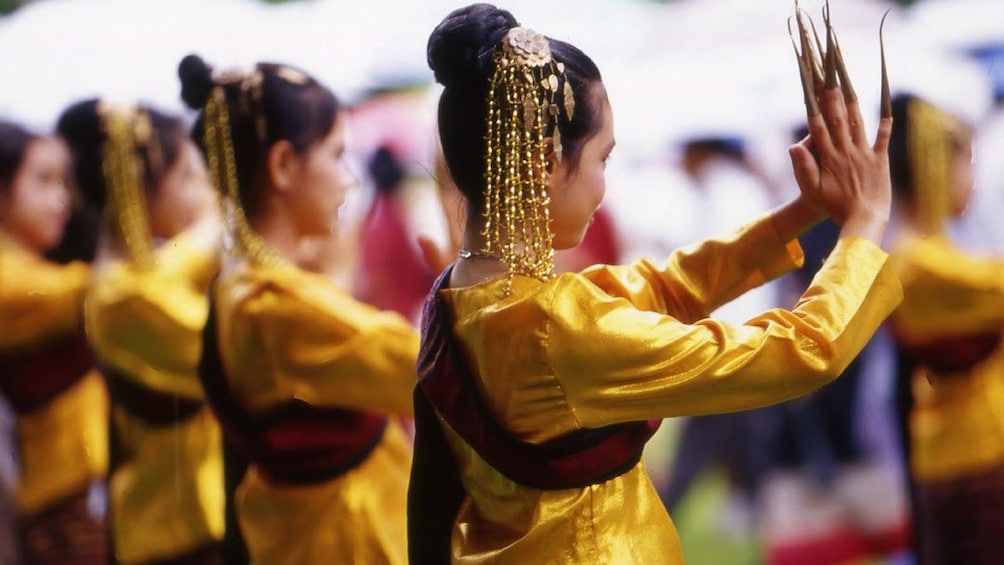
[220,263,396,335]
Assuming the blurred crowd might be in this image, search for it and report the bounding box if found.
[1,0,1002,564]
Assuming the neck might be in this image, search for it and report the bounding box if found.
[0,226,43,257]
[250,207,301,264]
[450,219,507,288]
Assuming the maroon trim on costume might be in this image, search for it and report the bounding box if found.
[0,329,94,414]
[198,298,387,485]
[417,267,661,490]
[895,330,1001,374]
[103,368,203,427]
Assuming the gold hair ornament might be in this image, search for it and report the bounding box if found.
[482,27,575,293]
[202,68,283,267]
[99,102,156,269]
[908,99,954,234]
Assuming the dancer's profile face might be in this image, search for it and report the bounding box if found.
[287,116,356,237]
[149,140,213,239]
[547,85,615,250]
[949,124,974,218]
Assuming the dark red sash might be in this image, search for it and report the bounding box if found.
[417,267,661,490]
[895,329,1001,375]
[198,296,387,486]
[103,368,204,427]
[0,329,94,414]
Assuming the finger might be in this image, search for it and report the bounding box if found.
[831,34,868,148]
[417,234,451,274]
[789,142,821,196]
[845,98,869,149]
[872,116,893,154]
[820,86,852,150]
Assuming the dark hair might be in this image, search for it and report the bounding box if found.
[888,92,969,205]
[178,54,340,218]
[888,93,915,202]
[0,121,38,194]
[369,145,405,194]
[427,3,604,211]
[56,99,187,214]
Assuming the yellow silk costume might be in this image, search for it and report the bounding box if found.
[435,213,902,563]
[891,233,1004,482]
[0,238,108,515]
[214,260,418,565]
[85,229,223,564]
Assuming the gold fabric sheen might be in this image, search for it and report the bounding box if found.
[891,234,1004,481]
[214,260,419,564]
[85,229,223,563]
[0,240,108,515]
[436,214,903,563]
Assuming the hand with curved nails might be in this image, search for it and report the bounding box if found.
[788,5,893,245]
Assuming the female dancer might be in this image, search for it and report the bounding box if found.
[409,4,902,563]
[888,93,1004,564]
[179,55,418,564]
[0,121,108,563]
[57,100,224,564]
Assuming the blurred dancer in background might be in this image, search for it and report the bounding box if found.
[181,54,418,565]
[58,99,224,564]
[887,93,1004,565]
[0,121,108,564]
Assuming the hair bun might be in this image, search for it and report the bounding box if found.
[427,3,518,90]
[178,54,215,110]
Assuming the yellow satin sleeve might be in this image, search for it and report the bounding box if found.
[85,230,217,399]
[891,234,1004,481]
[0,240,89,349]
[551,236,901,427]
[577,212,804,322]
[892,234,1004,342]
[216,262,419,417]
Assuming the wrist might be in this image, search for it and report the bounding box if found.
[839,207,889,245]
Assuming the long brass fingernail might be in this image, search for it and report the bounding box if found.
[790,15,821,117]
[797,9,824,87]
[823,0,838,89]
[880,10,892,119]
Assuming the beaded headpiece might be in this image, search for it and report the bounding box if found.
[483,27,575,292]
[98,102,157,269]
[907,99,956,234]
[201,67,284,267]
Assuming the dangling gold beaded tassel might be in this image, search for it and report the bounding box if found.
[907,99,953,234]
[203,81,282,267]
[100,104,155,269]
[483,27,574,294]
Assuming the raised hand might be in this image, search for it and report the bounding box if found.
[787,3,893,245]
